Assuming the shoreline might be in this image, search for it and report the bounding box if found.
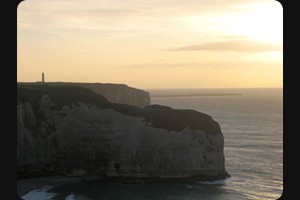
[17,173,230,197]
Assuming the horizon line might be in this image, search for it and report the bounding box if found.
[17,81,283,90]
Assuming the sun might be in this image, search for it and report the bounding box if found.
[224,1,283,43]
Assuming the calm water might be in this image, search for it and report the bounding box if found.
[22,88,283,200]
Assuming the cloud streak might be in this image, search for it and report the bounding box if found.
[166,39,282,52]
[123,60,282,69]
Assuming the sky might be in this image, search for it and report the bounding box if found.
[17,0,283,89]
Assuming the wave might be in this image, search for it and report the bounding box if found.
[65,193,94,200]
[65,193,75,200]
[21,186,55,200]
[196,177,244,186]
[185,184,193,189]
[197,179,227,185]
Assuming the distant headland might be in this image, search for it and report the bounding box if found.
[151,93,242,98]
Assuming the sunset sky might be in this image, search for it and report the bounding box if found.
[17,0,283,89]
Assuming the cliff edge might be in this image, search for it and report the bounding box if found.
[18,82,150,108]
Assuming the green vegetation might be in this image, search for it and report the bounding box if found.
[17,84,109,109]
[17,84,221,134]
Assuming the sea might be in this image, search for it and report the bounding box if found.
[21,88,283,200]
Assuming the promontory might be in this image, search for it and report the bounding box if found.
[17,83,229,181]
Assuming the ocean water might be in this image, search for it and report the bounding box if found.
[22,88,283,200]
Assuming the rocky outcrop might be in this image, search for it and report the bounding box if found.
[18,82,151,108]
[17,85,228,180]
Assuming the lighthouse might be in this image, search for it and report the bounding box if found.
[42,72,45,83]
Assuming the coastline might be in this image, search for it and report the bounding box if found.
[17,173,230,197]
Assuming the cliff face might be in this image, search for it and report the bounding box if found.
[17,85,227,180]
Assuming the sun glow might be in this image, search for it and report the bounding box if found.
[223,1,283,43]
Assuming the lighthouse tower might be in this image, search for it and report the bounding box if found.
[42,72,45,83]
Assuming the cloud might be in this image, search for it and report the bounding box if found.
[18,0,270,39]
[53,8,142,19]
[123,60,282,69]
[18,0,265,20]
[166,39,282,52]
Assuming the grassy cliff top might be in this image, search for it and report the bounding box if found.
[17,84,221,134]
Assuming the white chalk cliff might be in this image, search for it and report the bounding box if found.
[17,85,228,180]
